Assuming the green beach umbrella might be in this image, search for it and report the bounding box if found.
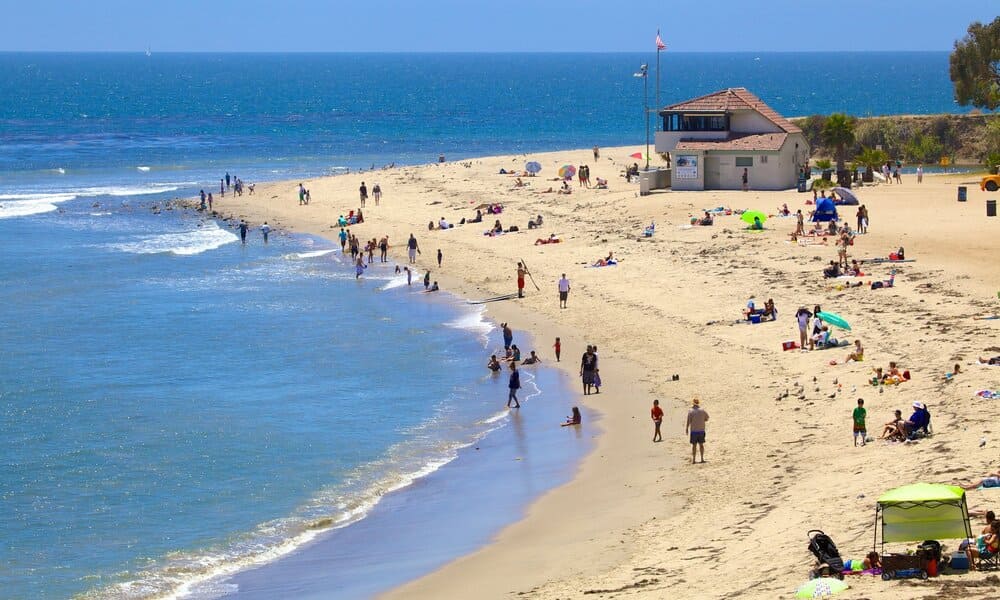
[740,210,767,226]
[816,311,851,331]
[795,577,849,598]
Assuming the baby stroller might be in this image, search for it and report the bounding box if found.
[808,530,845,579]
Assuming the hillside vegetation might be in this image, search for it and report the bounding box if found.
[792,113,995,165]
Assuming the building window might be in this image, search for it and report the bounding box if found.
[735,157,753,167]
[759,155,768,164]
[663,113,728,132]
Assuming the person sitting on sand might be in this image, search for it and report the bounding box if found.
[699,211,714,226]
[750,216,763,230]
[778,203,790,217]
[528,214,543,229]
[513,177,525,188]
[561,406,582,427]
[811,325,831,348]
[960,472,1000,491]
[845,339,864,363]
[593,251,616,267]
[827,221,838,236]
[471,209,483,223]
[557,181,572,194]
[967,521,999,570]
[522,350,541,365]
[426,281,440,292]
[492,219,503,234]
[823,261,841,278]
[487,355,502,372]
[903,401,930,437]
[595,177,608,189]
[763,298,777,320]
[880,409,906,441]
[438,217,451,229]
[535,234,560,245]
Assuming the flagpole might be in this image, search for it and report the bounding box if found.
[655,29,661,110]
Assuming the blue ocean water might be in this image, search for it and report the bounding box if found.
[0,51,962,599]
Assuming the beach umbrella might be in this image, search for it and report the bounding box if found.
[795,577,849,598]
[740,210,768,226]
[558,165,577,179]
[816,311,851,331]
[831,187,859,205]
[525,161,542,174]
[629,152,648,160]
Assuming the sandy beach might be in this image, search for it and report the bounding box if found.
[204,146,999,599]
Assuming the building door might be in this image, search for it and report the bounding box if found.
[704,156,721,189]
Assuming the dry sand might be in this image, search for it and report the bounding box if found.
[201,147,1000,599]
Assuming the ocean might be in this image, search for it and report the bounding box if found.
[0,51,962,599]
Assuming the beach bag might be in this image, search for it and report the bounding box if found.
[508,225,519,232]
[871,281,884,290]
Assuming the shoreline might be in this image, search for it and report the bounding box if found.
[201,146,999,599]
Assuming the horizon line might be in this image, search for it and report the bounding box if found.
[0,49,954,55]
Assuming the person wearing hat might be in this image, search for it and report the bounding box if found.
[685,398,709,464]
[904,401,930,438]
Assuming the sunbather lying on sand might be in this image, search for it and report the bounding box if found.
[979,356,1000,365]
[960,471,1000,490]
[535,234,560,245]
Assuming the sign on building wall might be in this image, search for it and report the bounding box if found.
[675,155,698,179]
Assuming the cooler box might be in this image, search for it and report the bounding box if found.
[750,314,762,324]
[949,552,969,570]
[782,340,798,351]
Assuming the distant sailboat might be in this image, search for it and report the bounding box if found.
[145,47,151,57]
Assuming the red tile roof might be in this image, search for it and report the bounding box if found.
[675,133,788,152]
[663,88,801,134]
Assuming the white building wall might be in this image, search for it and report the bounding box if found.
[670,150,705,191]
[729,110,784,134]
[655,130,725,153]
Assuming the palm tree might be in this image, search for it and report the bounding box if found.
[821,113,857,172]
[855,147,888,183]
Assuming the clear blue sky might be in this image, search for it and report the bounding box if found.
[0,0,994,52]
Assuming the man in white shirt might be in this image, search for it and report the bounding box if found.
[558,274,571,308]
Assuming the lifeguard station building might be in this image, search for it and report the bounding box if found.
[655,88,809,191]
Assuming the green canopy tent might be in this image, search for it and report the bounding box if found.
[874,483,972,552]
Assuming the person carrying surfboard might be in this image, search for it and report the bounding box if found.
[517,262,528,298]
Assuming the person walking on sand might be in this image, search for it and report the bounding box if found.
[651,399,664,442]
[796,307,812,351]
[553,337,561,362]
[558,273,570,308]
[516,262,527,298]
[437,249,442,267]
[916,165,923,183]
[685,398,709,464]
[853,398,867,446]
[593,145,600,160]
[741,168,749,192]
[260,222,270,244]
[407,234,420,264]
[507,362,521,408]
[580,345,598,395]
[373,183,381,206]
[359,181,368,208]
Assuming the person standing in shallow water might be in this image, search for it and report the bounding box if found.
[507,362,521,408]
[238,220,248,245]
[502,323,513,351]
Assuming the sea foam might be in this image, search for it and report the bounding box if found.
[109,222,238,256]
[0,193,77,219]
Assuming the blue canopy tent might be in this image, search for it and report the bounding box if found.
[812,197,839,222]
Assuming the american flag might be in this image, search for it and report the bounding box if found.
[656,32,666,51]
